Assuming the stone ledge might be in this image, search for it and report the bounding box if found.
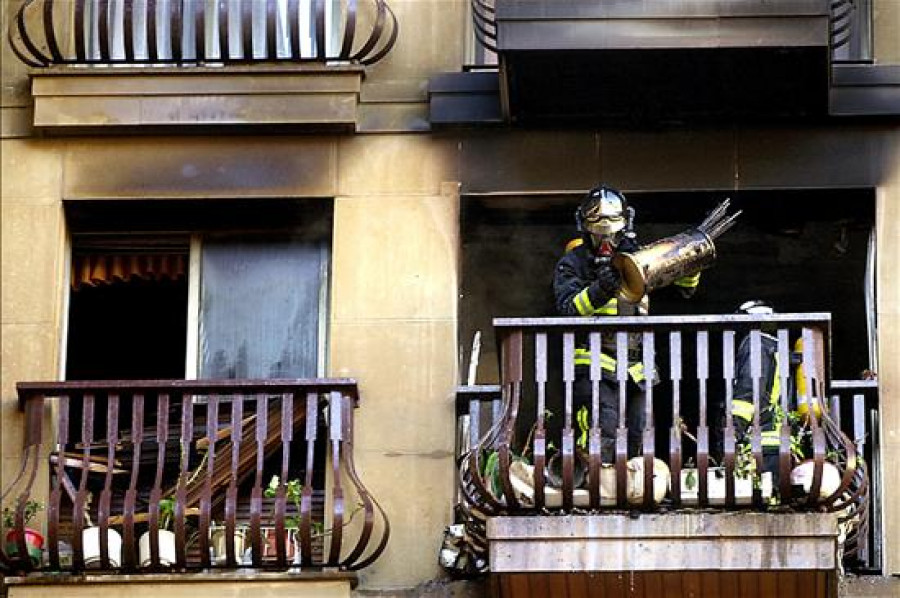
[488,512,840,573]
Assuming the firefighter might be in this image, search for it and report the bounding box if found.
[731,300,789,483]
[553,185,701,461]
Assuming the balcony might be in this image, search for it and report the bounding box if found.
[0,379,389,577]
[7,0,398,132]
[454,314,870,591]
[438,0,861,125]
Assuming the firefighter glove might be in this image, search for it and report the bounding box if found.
[593,264,622,296]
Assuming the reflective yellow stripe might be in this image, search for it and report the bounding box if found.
[573,288,594,316]
[761,430,782,447]
[576,406,589,448]
[596,298,618,315]
[574,349,617,371]
[566,238,584,253]
[770,354,781,407]
[675,271,701,288]
[627,362,646,383]
[732,399,755,422]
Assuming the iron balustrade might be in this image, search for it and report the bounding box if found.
[829,379,880,571]
[458,314,867,546]
[1,379,389,574]
[8,0,398,68]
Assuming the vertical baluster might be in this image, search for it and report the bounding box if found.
[194,0,205,60]
[288,0,300,58]
[468,396,480,451]
[491,395,502,440]
[98,393,121,569]
[615,331,628,507]
[217,0,228,59]
[854,392,868,560]
[641,331,656,509]
[72,393,94,571]
[299,392,315,566]
[147,0,158,60]
[777,329,792,501]
[722,331,736,506]
[224,395,242,567]
[749,330,764,507]
[587,331,602,508]
[171,0,183,62]
[803,327,826,506]
[175,393,192,568]
[124,0,135,61]
[327,391,346,565]
[98,0,110,60]
[148,393,170,567]
[250,393,268,567]
[696,331,709,506]
[534,332,548,510]
[122,393,143,570]
[265,0,277,59]
[313,0,325,58]
[198,394,218,568]
[75,0,87,62]
[561,331,575,510]
[48,395,70,570]
[241,0,253,60]
[669,331,683,507]
[498,330,522,510]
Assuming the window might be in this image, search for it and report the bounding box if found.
[64,199,332,381]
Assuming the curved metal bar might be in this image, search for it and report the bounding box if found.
[43,0,63,62]
[358,0,397,66]
[217,0,228,60]
[174,393,192,569]
[224,395,242,566]
[339,396,391,570]
[16,0,53,66]
[299,392,316,567]
[46,394,69,570]
[339,0,357,60]
[97,392,121,569]
[197,393,218,568]
[287,0,300,59]
[265,0,277,60]
[326,392,345,565]
[314,0,326,59]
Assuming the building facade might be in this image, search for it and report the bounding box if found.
[2,0,899,596]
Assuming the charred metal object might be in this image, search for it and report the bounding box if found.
[612,199,742,303]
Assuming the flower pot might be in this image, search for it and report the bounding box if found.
[262,527,298,561]
[625,457,670,505]
[82,527,122,568]
[545,452,588,489]
[5,528,44,566]
[679,467,772,505]
[790,460,842,499]
[138,529,176,567]
[210,526,247,565]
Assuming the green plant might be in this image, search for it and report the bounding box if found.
[2,500,43,530]
[264,475,325,535]
[156,497,176,531]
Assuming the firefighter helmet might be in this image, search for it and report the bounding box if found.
[576,185,628,237]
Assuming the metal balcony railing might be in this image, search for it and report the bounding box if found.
[1,379,388,574]
[457,314,868,562]
[8,0,397,68]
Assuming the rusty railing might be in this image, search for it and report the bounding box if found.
[8,0,397,68]
[1,379,388,574]
[459,313,867,525]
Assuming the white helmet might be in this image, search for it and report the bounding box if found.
[737,300,774,315]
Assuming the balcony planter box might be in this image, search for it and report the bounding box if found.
[790,460,842,498]
[138,529,176,567]
[4,528,44,566]
[509,457,669,507]
[82,527,122,568]
[679,467,773,505]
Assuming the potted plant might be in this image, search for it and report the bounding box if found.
[80,492,123,569]
[209,521,248,566]
[3,500,45,566]
[263,475,303,562]
[138,497,176,567]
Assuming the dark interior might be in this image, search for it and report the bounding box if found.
[460,188,876,383]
